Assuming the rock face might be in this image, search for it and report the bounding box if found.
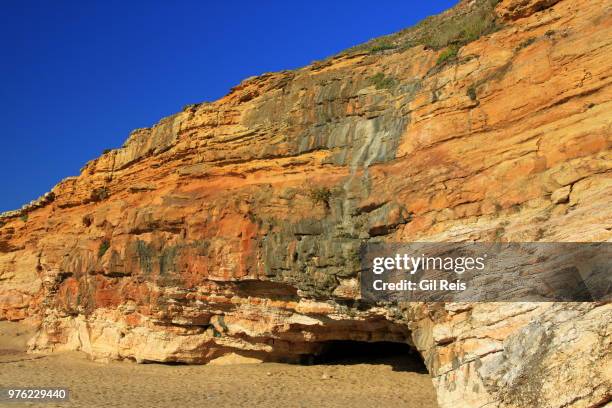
[1,0,611,407]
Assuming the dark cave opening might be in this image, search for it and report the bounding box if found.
[306,341,428,373]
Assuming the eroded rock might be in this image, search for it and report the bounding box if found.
[1,0,611,407]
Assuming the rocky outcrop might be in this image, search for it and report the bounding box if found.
[496,0,562,21]
[1,0,611,407]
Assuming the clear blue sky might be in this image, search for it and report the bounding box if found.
[0,0,456,212]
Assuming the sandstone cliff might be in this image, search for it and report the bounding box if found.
[1,0,610,407]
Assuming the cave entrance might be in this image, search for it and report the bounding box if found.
[308,340,428,373]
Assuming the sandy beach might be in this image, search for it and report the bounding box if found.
[0,322,438,408]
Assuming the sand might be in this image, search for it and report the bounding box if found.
[0,322,438,408]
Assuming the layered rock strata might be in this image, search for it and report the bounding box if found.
[1,0,611,406]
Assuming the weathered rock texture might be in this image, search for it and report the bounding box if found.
[1,0,611,407]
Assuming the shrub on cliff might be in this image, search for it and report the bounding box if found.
[369,41,397,53]
[515,37,536,51]
[425,6,500,50]
[345,0,501,55]
[467,84,478,101]
[98,239,110,258]
[436,45,459,66]
[370,73,397,90]
[307,186,333,208]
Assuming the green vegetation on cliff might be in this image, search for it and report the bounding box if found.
[98,239,110,258]
[346,0,502,55]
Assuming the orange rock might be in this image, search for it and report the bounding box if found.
[1,0,611,407]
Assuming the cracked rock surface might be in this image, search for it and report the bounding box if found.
[1,0,610,407]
